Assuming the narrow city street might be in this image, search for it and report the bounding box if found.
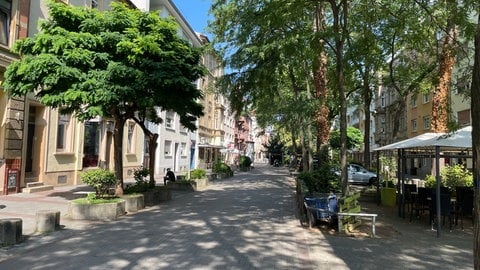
[0,164,473,269]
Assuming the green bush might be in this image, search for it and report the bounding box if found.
[298,164,340,194]
[190,168,206,180]
[239,156,252,168]
[124,167,154,194]
[212,161,232,174]
[424,165,473,190]
[72,193,122,204]
[442,164,473,188]
[80,169,116,198]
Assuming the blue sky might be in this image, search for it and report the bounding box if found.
[172,0,212,36]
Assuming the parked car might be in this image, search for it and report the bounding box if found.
[333,164,378,185]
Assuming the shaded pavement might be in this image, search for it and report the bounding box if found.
[0,164,474,269]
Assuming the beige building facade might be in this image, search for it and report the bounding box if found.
[1,0,144,194]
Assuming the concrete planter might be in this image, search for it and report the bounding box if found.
[359,190,377,203]
[142,188,172,206]
[168,178,209,191]
[120,194,145,213]
[207,173,217,181]
[0,218,22,246]
[168,181,196,192]
[68,200,126,221]
[216,172,233,179]
[195,178,209,190]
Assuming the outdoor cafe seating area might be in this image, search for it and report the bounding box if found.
[403,184,475,231]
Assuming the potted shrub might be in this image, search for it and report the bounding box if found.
[239,156,252,171]
[168,169,208,191]
[191,168,209,190]
[69,169,125,220]
[212,161,234,179]
[124,167,171,206]
[379,156,397,207]
[424,164,473,196]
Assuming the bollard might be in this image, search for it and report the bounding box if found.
[0,218,22,246]
[35,210,61,233]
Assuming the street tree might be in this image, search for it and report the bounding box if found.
[3,1,204,194]
[469,3,480,268]
[210,0,328,171]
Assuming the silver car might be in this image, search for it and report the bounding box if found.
[347,164,377,185]
[334,164,378,185]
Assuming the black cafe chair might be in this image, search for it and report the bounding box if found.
[430,193,454,231]
[455,187,474,230]
[410,187,431,222]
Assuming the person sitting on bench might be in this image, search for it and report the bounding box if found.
[164,168,176,185]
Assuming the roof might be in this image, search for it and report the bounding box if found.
[374,126,472,151]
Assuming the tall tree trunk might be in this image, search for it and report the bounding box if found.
[362,70,372,169]
[329,0,348,195]
[113,116,126,196]
[470,11,480,270]
[432,9,457,132]
[313,2,330,164]
[148,133,158,186]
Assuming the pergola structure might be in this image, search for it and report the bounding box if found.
[374,126,474,237]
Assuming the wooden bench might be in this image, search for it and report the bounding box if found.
[337,212,378,238]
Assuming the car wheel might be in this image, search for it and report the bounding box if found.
[369,178,378,186]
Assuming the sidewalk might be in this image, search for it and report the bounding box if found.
[0,185,100,235]
[0,165,474,269]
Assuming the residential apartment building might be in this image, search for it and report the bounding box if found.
[374,84,408,147]
[374,77,472,178]
[345,104,377,165]
[0,0,30,194]
[234,115,255,163]
[23,0,143,188]
[1,0,168,194]
[194,33,227,169]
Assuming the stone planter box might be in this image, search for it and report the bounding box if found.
[168,181,196,192]
[120,194,145,212]
[143,188,172,206]
[359,190,377,203]
[68,200,126,221]
[168,178,209,191]
[194,178,209,190]
[216,172,234,179]
[207,173,217,181]
[0,218,22,246]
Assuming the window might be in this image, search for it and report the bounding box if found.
[457,109,471,126]
[127,122,135,153]
[423,93,430,103]
[57,113,72,152]
[380,92,385,107]
[423,116,431,129]
[165,111,175,129]
[399,116,406,130]
[164,140,172,156]
[0,0,11,46]
[411,119,417,131]
[180,142,186,156]
[83,121,100,167]
[411,94,417,108]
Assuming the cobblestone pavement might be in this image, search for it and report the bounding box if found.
[0,164,474,269]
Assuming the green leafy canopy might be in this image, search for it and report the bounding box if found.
[3,0,205,129]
